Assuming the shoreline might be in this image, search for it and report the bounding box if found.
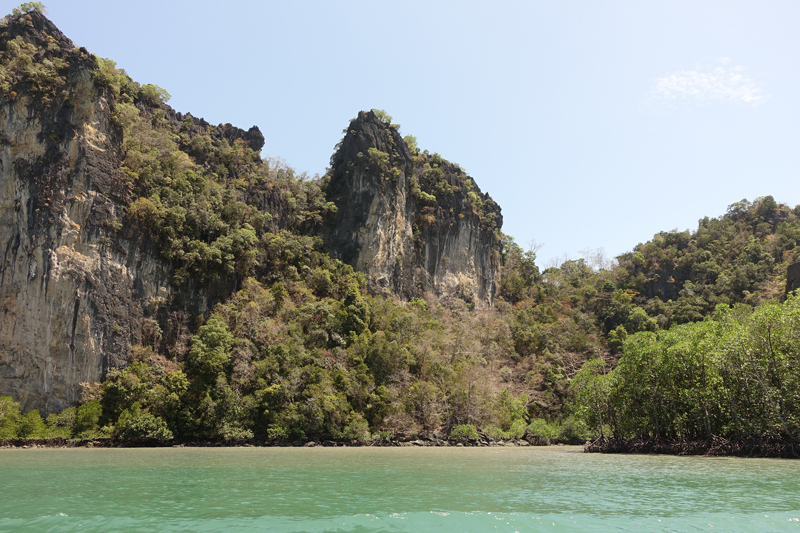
[0,435,583,450]
[5,436,798,458]
[584,436,800,459]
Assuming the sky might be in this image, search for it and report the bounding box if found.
[23,0,800,268]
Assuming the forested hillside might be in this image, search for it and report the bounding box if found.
[1,4,799,450]
[497,195,800,441]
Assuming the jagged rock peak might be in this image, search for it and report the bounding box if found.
[2,7,74,49]
[330,110,411,172]
[162,107,265,153]
[1,8,264,154]
[324,110,502,307]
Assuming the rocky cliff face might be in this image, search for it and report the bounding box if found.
[786,261,800,295]
[324,111,502,307]
[0,12,179,414]
[0,11,269,414]
[0,13,505,415]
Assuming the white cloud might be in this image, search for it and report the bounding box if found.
[646,59,768,107]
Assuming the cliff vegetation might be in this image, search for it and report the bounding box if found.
[2,5,800,452]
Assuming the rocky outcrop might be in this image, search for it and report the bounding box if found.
[0,13,505,416]
[0,11,273,414]
[324,111,502,307]
[0,12,176,414]
[787,261,800,295]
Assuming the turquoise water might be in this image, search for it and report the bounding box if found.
[1,446,799,532]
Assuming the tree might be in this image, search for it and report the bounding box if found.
[16,409,47,438]
[138,83,171,105]
[74,400,102,437]
[403,134,419,154]
[571,359,612,438]
[370,108,397,128]
[11,2,46,16]
[187,316,235,384]
[116,402,173,439]
[0,396,21,438]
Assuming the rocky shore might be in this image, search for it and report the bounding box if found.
[0,432,582,449]
[584,436,799,458]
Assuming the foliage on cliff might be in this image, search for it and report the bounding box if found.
[615,196,800,322]
[0,7,538,442]
[0,2,84,105]
[89,58,337,287]
[3,6,800,446]
[336,109,503,244]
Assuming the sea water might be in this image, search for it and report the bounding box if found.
[1,446,799,532]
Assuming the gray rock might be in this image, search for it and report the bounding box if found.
[323,111,502,308]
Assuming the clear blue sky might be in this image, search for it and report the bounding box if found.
[29,0,800,268]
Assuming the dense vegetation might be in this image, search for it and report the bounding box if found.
[573,296,800,445]
[2,5,799,450]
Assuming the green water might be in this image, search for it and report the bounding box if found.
[1,446,799,532]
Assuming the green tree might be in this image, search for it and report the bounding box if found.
[186,316,235,385]
[370,108,396,127]
[16,409,47,438]
[138,83,171,105]
[449,424,479,440]
[45,407,75,438]
[0,396,21,438]
[571,359,612,438]
[116,402,173,439]
[11,2,45,16]
[74,399,103,438]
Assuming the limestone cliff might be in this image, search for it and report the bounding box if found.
[0,11,271,414]
[324,111,502,307]
[0,12,505,416]
[0,11,176,414]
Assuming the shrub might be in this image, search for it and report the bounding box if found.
[117,402,173,439]
[483,421,526,441]
[267,426,289,440]
[16,409,47,438]
[558,416,591,442]
[338,413,370,441]
[482,425,508,440]
[449,424,479,440]
[45,407,75,438]
[527,418,559,440]
[73,399,102,437]
[12,3,45,16]
[417,191,437,205]
[0,395,20,438]
[138,83,170,106]
[508,419,527,439]
[374,430,394,441]
[370,108,398,129]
